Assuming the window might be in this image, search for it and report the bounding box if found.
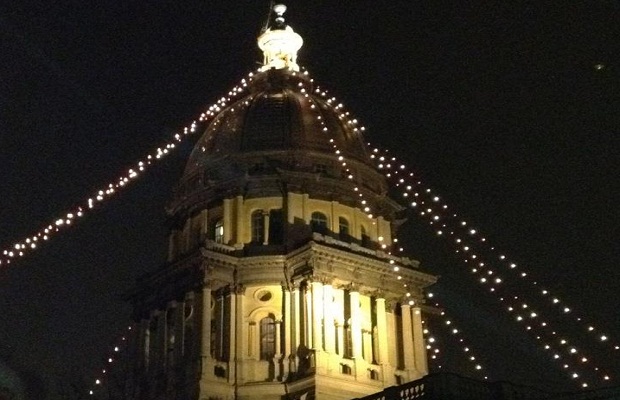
[343,290,353,358]
[361,225,370,247]
[338,217,350,241]
[268,209,284,245]
[260,316,276,360]
[344,323,353,358]
[310,212,328,234]
[214,220,224,243]
[251,210,265,243]
[313,163,328,174]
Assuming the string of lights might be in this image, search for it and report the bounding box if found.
[424,311,489,380]
[0,72,258,268]
[308,84,495,380]
[367,146,614,387]
[3,65,616,389]
[305,78,615,387]
[87,325,136,397]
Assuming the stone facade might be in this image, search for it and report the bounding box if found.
[124,8,436,400]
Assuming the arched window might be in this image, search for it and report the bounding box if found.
[260,316,276,360]
[310,212,328,234]
[338,217,350,241]
[214,219,224,243]
[251,210,265,243]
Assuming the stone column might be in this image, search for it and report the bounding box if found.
[363,329,372,363]
[234,286,244,383]
[311,281,324,351]
[223,198,232,244]
[349,290,362,360]
[323,283,335,354]
[273,319,283,381]
[304,283,313,349]
[401,304,415,372]
[235,196,244,244]
[291,284,301,371]
[201,287,212,360]
[375,297,388,365]
[227,289,236,383]
[412,306,428,375]
[282,287,292,378]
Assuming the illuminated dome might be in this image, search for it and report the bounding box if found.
[184,69,371,176]
[168,5,399,223]
[127,8,436,399]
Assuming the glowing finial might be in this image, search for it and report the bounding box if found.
[257,4,303,71]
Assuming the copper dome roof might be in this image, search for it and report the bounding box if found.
[183,68,372,178]
[168,67,397,220]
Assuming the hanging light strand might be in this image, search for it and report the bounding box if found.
[87,324,136,397]
[370,147,614,387]
[0,72,257,267]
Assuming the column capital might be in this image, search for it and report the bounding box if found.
[233,284,246,295]
[347,282,361,293]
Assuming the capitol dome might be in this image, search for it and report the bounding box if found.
[169,15,397,222]
[126,7,435,399]
[183,69,372,177]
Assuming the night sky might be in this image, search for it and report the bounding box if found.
[1,1,618,398]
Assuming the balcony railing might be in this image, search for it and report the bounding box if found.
[353,372,620,400]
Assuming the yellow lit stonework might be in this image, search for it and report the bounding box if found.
[125,5,436,400]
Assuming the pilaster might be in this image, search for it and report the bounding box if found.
[401,304,415,376]
[412,306,427,376]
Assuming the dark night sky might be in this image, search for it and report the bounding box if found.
[0,1,618,398]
